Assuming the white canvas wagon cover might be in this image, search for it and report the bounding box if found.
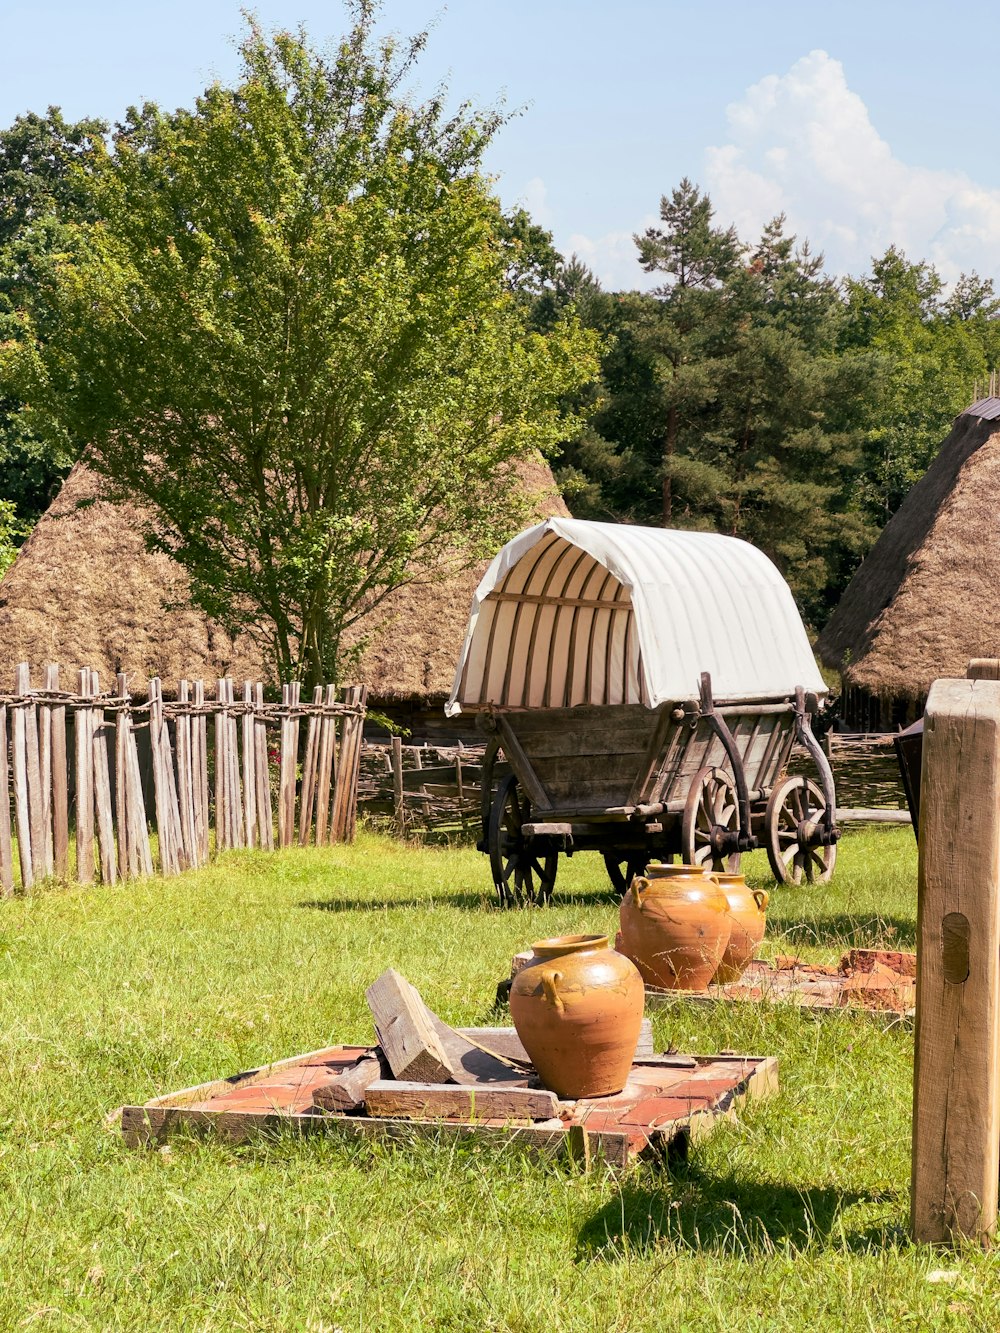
[446,518,826,715]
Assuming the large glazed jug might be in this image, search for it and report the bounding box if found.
[712,873,769,983]
[618,863,731,991]
[508,934,644,1098]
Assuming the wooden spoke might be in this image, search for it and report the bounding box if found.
[488,773,557,907]
[681,766,742,874]
[765,775,837,885]
[603,852,654,897]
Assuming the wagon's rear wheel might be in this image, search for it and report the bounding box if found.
[488,773,557,907]
[765,775,837,885]
[603,852,652,897]
[682,766,742,874]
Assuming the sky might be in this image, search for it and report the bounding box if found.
[3,0,1000,291]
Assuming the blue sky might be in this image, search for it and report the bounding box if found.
[4,0,1000,289]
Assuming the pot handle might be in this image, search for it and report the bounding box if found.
[630,876,650,909]
[753,888,770,913]
[541,968,564,1013]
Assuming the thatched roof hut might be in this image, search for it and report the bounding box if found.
[816,400,1000,728]
[0,455,568,720]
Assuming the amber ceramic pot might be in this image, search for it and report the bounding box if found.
[618,863,731,991]
[508,934,644,1098]
[712,873,769,984]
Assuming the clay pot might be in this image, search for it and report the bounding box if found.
[618,863,731,991]
[508,934,644,1098]
[712,874,769,984]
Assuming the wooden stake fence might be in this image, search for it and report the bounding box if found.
[0,665,366,895]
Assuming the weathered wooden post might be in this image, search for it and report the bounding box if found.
[911,674,1000,1244]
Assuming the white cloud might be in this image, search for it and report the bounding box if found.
[564,227,657,291]
[517,176,554,229]
[704,50,1000,283]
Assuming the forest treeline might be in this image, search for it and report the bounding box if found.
[2,105,999,633]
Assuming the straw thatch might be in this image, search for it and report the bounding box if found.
[816,403,1000,702]
[0,455,568,699]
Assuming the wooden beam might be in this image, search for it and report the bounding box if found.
[365,969,455,1083]
[911,676,1000,1245]
[364,1080,559,1122]
[484,591,630,611]
[312,1050,390,1113]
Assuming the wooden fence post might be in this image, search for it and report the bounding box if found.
[911,675,1000,1245]
[298,685,323,845]
[314,684,337,846]
[278,682,300,848]
[192,680,209,863]
[253,682,273,850]
[242,681,257,849]
[48,665,68,880]
[0,702,13,895]
[74,668,94,885]
[331,684,367,843]
[90,670,117,885]
[224,678,244,849]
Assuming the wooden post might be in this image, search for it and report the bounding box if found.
[38,666,54,877]
[392,735,404,835]
[314,684,337,846]
[214,678,228,852]
[332,685,366,843]
[175,680,198,867]
[0,704,13,895]
[242,681,257,849]
[193,681,209,863]
[224,679,244,850]
[278,682,300,848]
[115,673,131,880]
[911,676,1000,1245]
[253,683,273,850]
[49,666,68,880]
[298,685,323,845]
[74,668,94,885]
[123,682,153,879]
[90,670,117,885]
[17,663,44,883]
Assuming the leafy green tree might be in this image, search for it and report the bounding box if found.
[0,109,107,527]
[4,8,597,685]
[842,247,1000,519]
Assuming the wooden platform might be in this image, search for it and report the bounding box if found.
[118,1030,777,1171]
[644,950,917,1026]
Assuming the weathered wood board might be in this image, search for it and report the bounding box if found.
[118,1031,778,1171]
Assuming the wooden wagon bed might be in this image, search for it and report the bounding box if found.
[118,1030,778,1172]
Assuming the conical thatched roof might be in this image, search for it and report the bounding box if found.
[816,402,1000,700]
[0,456,568,698]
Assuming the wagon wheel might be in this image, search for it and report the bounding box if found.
[488,773,557,907]
[603,852,652,897]
[681,766,742,874]
[766,775,837,885]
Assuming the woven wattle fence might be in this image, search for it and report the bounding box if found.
[0,664,367,894]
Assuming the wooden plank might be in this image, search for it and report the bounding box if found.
[49,667,68,880]
[968,659,1000,680]
[495,714,551,811]
[214,678,228,851]
[313,684,336,846]
[0,704,14,895]
[114,674,131,880]
[122,680,153,879]
[278,682,299,848]
[364,1080,560,1122]
[425,1014,529,1086]
[392,735,404,834]
[72,668,92,885]
[331,685,366,843]
[312,1050,390,1113]
[91,671,117,885]
[17,663,44,883]
[225,679,244,850]
[38,666,53,877]
[175,681,198,866]
[149,677,180,875]
[298,685,323,845]
[365,968,455,1083]
[242,681,257,849]
[254,683,273,850]
[192,681,209,863]
[911,677,1000,1245]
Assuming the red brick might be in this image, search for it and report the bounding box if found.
[618,1097,694,1127]
[575,1110,624,1133]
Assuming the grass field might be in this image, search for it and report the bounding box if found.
[0,825,994,1331]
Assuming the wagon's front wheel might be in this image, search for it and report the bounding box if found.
[488,774,557,907]
[682,766,742,874]
[765,775,837,885]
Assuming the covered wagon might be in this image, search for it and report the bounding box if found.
[446,518,838,904]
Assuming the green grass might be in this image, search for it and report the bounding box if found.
[0,827,995,1331]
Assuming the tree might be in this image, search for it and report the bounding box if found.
[3,7,597,685]
[0,108,107,528]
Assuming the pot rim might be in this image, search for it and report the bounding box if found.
[528,932,609,959]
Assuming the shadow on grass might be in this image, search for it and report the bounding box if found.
[577,1166,900,1259]
[768,913,916,950]
[298,887,625,913]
